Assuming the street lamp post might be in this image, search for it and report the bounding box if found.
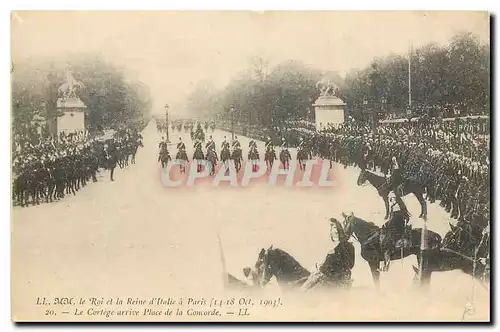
[164,104,170,143]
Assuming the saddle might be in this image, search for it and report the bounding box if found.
[394,225,413,249]
[386,177,405,195]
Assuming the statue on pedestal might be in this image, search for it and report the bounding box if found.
[55,68,87,138]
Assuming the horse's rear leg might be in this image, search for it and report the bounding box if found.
[383,196,390,219]
[47,183,55,202]
[368,260,381,289]
[71,180,77,195]
[415,193,427,218]
[450,197,459,219]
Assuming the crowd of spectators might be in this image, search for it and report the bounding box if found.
[216,114,490,228]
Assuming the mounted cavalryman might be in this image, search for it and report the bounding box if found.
[177,137,186,152]
[248,138,257,150]
[221,136,230,151]
[231,135,241,151]
[205,135,217,158]
[380,191,411,272]
[265,136,274,152]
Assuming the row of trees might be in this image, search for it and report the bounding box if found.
[12,54,153,137]
[342,32,490,119]
[183,32,489,126]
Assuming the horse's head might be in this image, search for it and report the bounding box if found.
[442,223,460,249]
[443,221,482,254]
[341,212,356,239]
[254,245,275,286]
[357,170,367,186]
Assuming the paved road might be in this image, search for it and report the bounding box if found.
[12,122,489,322]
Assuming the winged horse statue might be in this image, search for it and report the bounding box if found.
[58,69,85,99]
[315,78,337,97]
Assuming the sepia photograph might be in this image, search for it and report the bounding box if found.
[10,10,490,322]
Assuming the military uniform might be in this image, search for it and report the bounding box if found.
[265,138,274,152]
[221,139,230,151]
[380,193,411,271]
[232,138,241,150]
[280,139,288,151]
[249,139,257,150]
[206,138,217,158]
[177,140,186,151]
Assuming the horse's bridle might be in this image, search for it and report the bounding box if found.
[256,250,273,286]
[344,215,380,247]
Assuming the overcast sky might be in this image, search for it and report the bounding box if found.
[12,11,489,115]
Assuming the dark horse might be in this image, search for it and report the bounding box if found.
[192,145,205,173]
[341,212,442,288]
[205,149,218,176]
[279,149,291,170]
[175,149,189,174]
[357,169,428,219]
[264,147,276,170]
[220,145,231,167]
[230,148,243,172]
[297,146,312,171]
[412,221,490,287]
[158,147,171,168]
[253,219,355,290]
[248,147,260,173]
[254,246,311,289]
[100,145,119,182]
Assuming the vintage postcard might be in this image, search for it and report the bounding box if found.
[11,11,490,322]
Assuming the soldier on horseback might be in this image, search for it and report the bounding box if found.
[221,136,230,151]
[265,136,274,153]
[159,136,167,150]
[103,141,117,181]
[158,138,171,168]
[193,138,203,155]
[280,137,288,152]
[249,138,257,150]
[229,136,242,171]
[194,123,205,142]
[379,191,411,272]
[297,136,310,170]
[205,135,217,159]
[297,136,305,152]
[177,137,186,152]
[193,138,205,172]
[279,137,291,169]
[232,135,241,151]
[175,137,188,173]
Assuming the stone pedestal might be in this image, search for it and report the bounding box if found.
[56,97,87,136]
[313,95,346,130]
